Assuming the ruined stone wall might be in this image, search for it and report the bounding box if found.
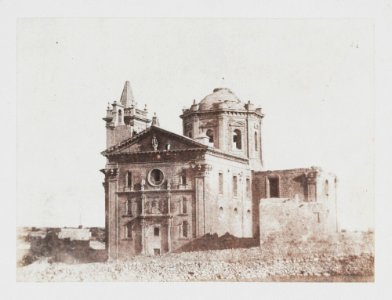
[253,169,310,201]
[259,198,337,245]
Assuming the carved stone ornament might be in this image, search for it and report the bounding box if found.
[190,162,213,175]
[152,135,158,151]
[200,120,217,128]
[229,120,245,127]
[101,168,118,178]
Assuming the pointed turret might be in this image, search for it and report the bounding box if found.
[119,81,135,108]
[104,81,151,148]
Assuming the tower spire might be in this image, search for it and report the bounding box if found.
[120,81,135,107]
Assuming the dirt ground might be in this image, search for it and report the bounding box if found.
[17,246,373,282]
[16,228,374,282]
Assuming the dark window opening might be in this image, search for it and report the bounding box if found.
[269,177,279,198]
[126,171,132,188]
[154,248,160,255]
[233,129,242,149]
[182,221,188,238]
[206,129,214,143]
[188,131,193,138]
[154,227,160,236]
[254,132,258,151]
[149,169,164,185]
[219,173,223,194]
[181,170,187,185]
[118,109,122,123]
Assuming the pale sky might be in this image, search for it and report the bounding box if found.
[16,18,374,230]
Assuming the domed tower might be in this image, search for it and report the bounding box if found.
[180,88,264,170]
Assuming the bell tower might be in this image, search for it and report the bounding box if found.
[180,88,264,171]
[103,81,151,148]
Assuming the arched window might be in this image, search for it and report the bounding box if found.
[254,131,258,151]
[118,109,122,123]
[187,131,193,138]
[206,129,214,143]
[233,129,242,149]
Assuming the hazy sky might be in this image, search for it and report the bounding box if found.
[16,18,374,230]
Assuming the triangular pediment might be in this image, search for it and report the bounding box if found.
[103,126,207,156]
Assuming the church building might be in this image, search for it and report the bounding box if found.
[101,81,338,259]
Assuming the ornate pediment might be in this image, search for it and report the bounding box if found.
[102,126,208,156]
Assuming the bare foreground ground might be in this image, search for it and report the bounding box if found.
[16,228,374,282]
[17,246,373,282]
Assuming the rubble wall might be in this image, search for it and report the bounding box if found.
[259,198,334,245]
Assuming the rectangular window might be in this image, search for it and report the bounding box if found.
[233,176,238,197]
[125,224,132,239]
[219,173,223,194]
[269,177,279,198]
[182,221,188,238]
[246,178,251,198]
[126,171,132,188]
[126,201,131,216]
[182,198,187,214]
[181,170,187,185]
[154,227,160,236]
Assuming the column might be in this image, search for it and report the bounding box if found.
[105,168,118,260]
[167,219,172,252]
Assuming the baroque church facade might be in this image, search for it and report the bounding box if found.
[101,81,338,260]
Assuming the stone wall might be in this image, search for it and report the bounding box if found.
[259,198,337,245]
[203,153,253,238]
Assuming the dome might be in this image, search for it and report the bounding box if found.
[198,88,244,110]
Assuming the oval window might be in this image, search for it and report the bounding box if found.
[148,169,165,186]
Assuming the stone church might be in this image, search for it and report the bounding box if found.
[101,81,338,260]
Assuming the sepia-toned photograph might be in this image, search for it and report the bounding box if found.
[16,18,374,282]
